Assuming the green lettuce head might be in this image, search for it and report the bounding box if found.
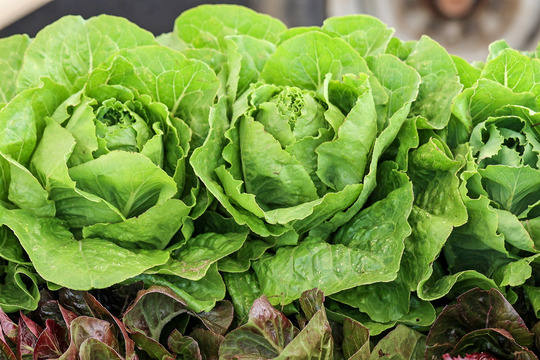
[192,29,423,239]
[0,15,220,303]
[444,44,540,302]
[193,31,379,238]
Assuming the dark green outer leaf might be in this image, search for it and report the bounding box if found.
[218,237,276,273]
[0,227,31,265]
[223,271,261,323]
[149,229,248,280]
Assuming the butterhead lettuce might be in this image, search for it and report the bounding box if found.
[0,15,221,297]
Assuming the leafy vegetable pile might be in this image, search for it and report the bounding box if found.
[3,3,540,358]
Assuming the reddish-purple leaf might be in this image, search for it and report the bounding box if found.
[342,317,370,359]
[220,296,299,359]
[426,288,535,359]
[33,319,69,360]
[196,301,234,335]
[81,293,136,360]
[0,308,18,343]
[299,288,325,321]
[442,352,499,359]
[123,285,189,340]
[17,313,42,360]
[69,317,119,353]
[58,304,78,329]
[451,329,538,360]
[0,337,16,360]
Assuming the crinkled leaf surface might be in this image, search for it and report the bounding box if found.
[253,162,412,305]
[150,229,248,280]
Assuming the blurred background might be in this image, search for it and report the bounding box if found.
[1,0,540,61]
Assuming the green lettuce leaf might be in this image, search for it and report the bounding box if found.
[0,34,30,103]
[252,162,413,305]
[322,15,394,57]
[17,15,157,93]
[0,207,169,290]
[173,4,286,52]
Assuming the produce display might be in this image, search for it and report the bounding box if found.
[1,3,540,358]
